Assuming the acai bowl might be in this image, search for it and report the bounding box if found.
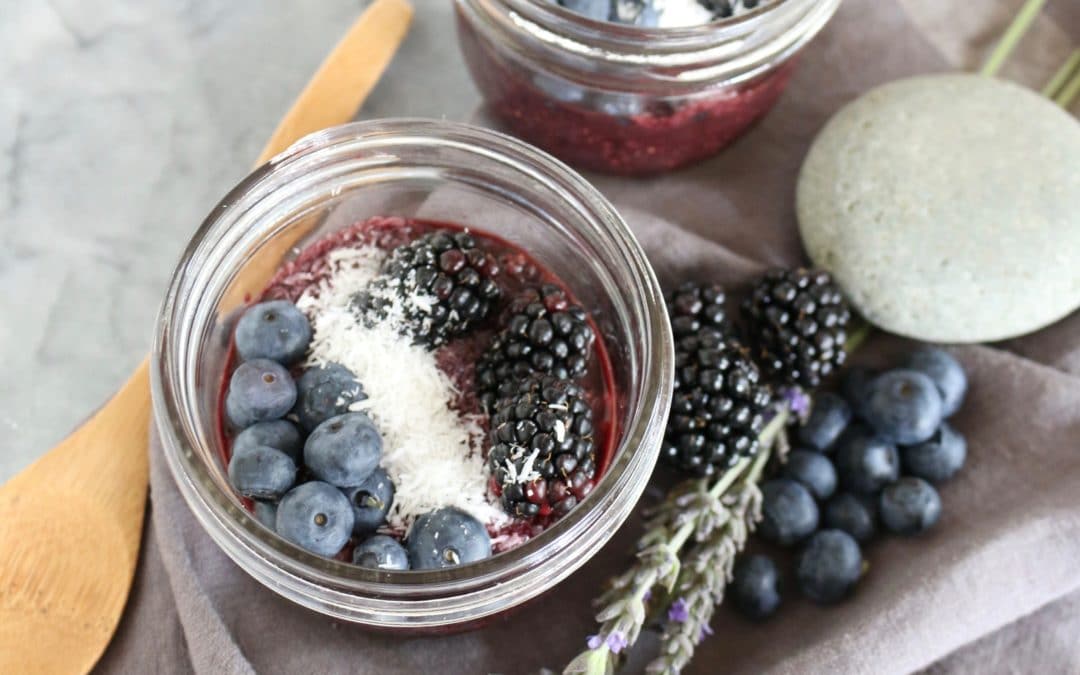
[455,0,842,174]
[151,120,674,629]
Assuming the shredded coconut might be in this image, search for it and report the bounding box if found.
[652,0,715,27]
[295,245,507,531]
[645,0,769,27]
[503,445,542,486]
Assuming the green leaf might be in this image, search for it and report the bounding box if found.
[595,599,625,623]
[660,558,681,592]
[562,648,614,675]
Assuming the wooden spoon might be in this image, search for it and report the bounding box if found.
[0,1,413,672]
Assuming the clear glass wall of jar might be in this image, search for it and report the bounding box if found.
[455,0,842,175]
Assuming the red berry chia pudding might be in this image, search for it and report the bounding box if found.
[458,28,794,175]
[218,216,617,571]
[454,0,840,175]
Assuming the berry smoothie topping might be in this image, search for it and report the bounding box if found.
[226,359,297,429]
[554,0,769,27]
[355,230,502,347]
[476,284,595,408]
[488,374,597,519]
[219,218,615,567]
[406,507,493,570]
[234,300,312,365]
[342,467,396,536]
[294,242,504,532]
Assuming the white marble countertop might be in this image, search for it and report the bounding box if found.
[0,0,477,482]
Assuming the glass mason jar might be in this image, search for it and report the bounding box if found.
[151,119,674,630]
[455,0,842,175]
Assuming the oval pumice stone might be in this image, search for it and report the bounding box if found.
[797,74,1080,343]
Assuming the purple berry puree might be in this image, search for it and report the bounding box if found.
[218,216,619,554]
[457,12,796,175]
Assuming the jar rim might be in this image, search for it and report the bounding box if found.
[152,119,674,626]
[458,0,841,87]
[511,0,792,45]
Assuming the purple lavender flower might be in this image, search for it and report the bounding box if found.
[667,597,690,623]
[643,588,652,602]
[783,387,810,416]
[586,634,603,650]
[605,631,628,654]
[697,623,714,644]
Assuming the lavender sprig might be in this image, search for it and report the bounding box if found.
[645,450,769,674]
[563,408,789,675]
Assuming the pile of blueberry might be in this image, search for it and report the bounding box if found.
[731,347,969,618]
[224,299,492,571]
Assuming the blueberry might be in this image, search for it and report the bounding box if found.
[407,507,492,570]
[304,413,382,488]
[233,419,303,462]
[782,450,837,501]
[901,423,966,483]
[834,426,899,494]
[796,529,863,604]
[906,348,967,417]
[225,359,297,429]
[863,370,944,445]
[798,392,852,451]
[276,481,354,557]
[841,366,875,419]
[823,492,876,542]
[252,500,278,530]
[731,554,782,620]
[293,363,366,432]
[557,0,611,21]
[342,468,395,534]
[235,300,312,365]
[879,477,941,535]
[352,534,410,571]
[759,479,819,547]
[228,444,296,500]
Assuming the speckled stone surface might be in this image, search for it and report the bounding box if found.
[797,73,1080,343]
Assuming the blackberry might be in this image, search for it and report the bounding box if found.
[669,282,731,343]
[742,268,852,388]
[356,230,501,346]
[487,375,596,519]
[663,330,772,477]
[475,285,595,409]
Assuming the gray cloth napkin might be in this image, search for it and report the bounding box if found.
[96,0,1080,672]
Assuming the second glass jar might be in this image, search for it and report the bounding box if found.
[455,0,842,175]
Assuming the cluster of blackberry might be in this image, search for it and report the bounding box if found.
[661,269,853,477]
[478,285,599,520]
[487,376,597,518]
[475,284,594,408]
